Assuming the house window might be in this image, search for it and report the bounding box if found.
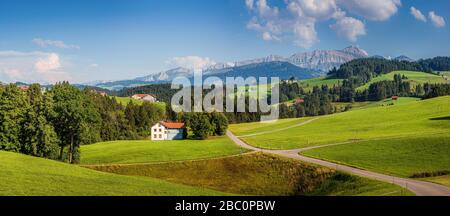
[159,129,162,132]
[159,134,162,138]
[153,135,157,138]
[153,129,157,132]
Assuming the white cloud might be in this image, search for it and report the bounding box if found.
[168,56,216,71]
[331,17,366,42]
[429,11,446,28]
[262,32,280,41]
[245,0,254,10]
[410,7,427,22]
[245,0,402,48]
[293,21,318,48]
[32,38,80,49]
[337,0,401,21]
[294,0,338,20]
[0,51,70,83]
[255,0,279,18]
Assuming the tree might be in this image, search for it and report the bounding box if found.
[0,84,28,152]
[210,112,228,136]
[187,113,213,140]
[20,84,59,158]
[51,82,95,163]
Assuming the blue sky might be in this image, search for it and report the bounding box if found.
[0,0,449,83]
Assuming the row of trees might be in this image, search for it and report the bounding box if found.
[328,58,426,83]
[177,112,228,139]
[0,82,166,163]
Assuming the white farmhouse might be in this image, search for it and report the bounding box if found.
[151,121,186,141]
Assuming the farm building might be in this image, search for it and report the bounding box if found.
[295,99,305,104]
[151,121,186,141]
[392,96,399,100]
[131,94,157,102]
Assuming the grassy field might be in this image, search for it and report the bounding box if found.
[229,96,450,149]
[229,117,314,136]
[357,70,449,91]
[0,151,229,196]
[299,77,343,92]
[81,136,248,165]
[302,134,450,177]
[422,175,450,187]
[89,153,412,196]
[111,96,166,109]
[333,97,421,111]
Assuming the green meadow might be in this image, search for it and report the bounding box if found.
[0,151,229,196]
[302,134,450,177]
[81,136,248,165]
[356,70,449,91]
[333,97,421,111]
[111,96,166,109]
[88,153,412,196]
[299,77,343,92]
[230,96,450,149]
[422,175,450,188]
[229,117,314,136]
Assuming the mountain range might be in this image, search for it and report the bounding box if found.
[88,46,413,90]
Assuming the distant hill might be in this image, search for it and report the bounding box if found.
[91,61,319,90]
[83,46,370,90]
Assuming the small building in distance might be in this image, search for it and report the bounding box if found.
[295,99,305,104]
[18,86,29,91]
[131,94,157,102]
[151,121,186,141]
[392,96,399,101]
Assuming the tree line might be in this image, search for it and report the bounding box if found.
[0,82,166,163]
[328,57,450,86]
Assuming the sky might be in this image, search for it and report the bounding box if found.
[0,0,449,84]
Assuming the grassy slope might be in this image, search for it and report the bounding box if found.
[299,77,343,92]
[0,151,229,196]
[357,70,449,91]
[88,153,412,196]
[229,117,314,136]
[333,97,421,111]
[111,96,166,109]
[230,96,450,149]
[81,136,248,165]
[422,175,450,187]
[302,134,450,177]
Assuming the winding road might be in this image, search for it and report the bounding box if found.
[226,131,450,196]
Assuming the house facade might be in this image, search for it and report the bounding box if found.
[151,121,185,141]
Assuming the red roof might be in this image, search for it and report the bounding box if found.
[295,99,305,104]
[132,94,156,98]
[160,121,185,129]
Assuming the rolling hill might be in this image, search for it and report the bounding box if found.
[81,136,248,165]
[87,152,412,196]
[229,96,450,149]
[0,151,228,196]
[356,70,450,91]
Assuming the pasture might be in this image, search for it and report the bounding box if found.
[229,96,450,149]
[81,136,248,165]
[302,134,450,177]
[88,152,412,196]
[299,77,343,92]
[0,151,228,196]
[111,96,166,109]
[356,70,449,91]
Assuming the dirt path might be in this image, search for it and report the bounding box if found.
[227,130,450,196]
